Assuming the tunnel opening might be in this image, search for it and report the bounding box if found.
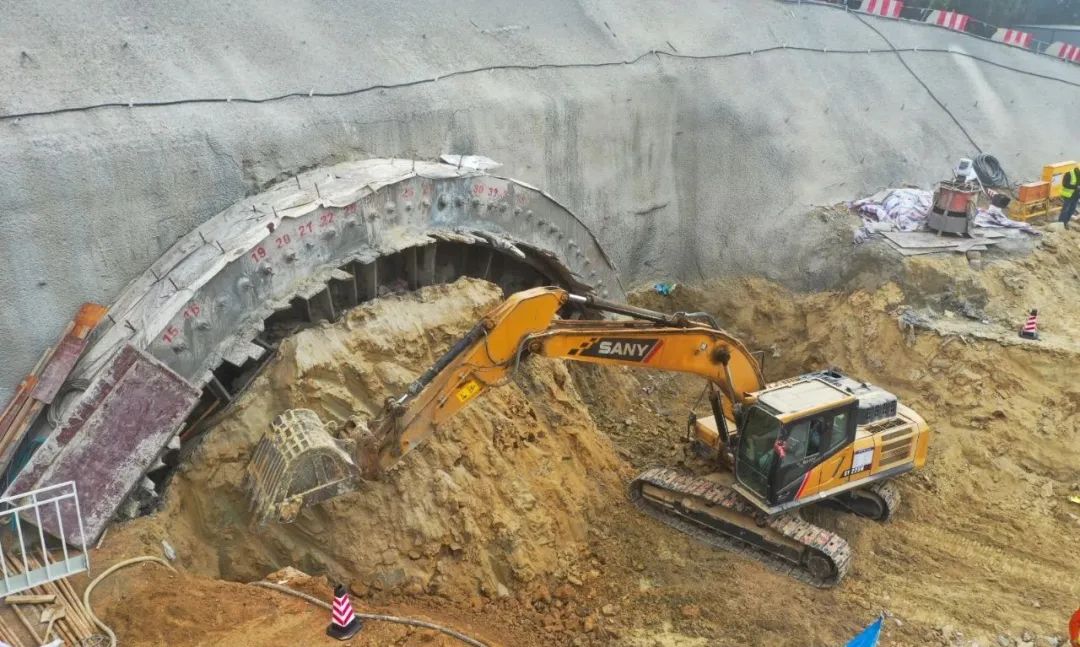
[138,239,571,517]
[10,158,623,535]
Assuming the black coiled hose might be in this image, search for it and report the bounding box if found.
[973,153,1010,188]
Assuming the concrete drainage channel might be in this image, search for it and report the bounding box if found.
[5,157,622,539]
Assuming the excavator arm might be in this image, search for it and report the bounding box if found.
[248,286,927,589]
[354,286,765,478]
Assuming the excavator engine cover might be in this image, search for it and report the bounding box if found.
[244,408,359,525]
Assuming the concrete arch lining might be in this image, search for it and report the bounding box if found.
[5,158,622,539]
[70,158,623,393]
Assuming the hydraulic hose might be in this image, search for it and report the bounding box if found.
[82,556,178,647]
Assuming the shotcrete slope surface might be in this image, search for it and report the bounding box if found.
[3,0,1080,399]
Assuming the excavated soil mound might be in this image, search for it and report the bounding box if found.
[114,278,625,606]
[95,233,1080,646]
[88,563,498,647]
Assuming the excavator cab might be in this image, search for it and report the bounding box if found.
[732,398,857,511]
[725,371,925,518]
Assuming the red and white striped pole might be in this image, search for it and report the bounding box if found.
[1019,309,1039,340]
[327,584,363,640]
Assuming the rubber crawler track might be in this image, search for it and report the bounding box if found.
[868,479,902,521]
[628,467,853,588]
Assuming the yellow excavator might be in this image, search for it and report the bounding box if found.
[245,287,930,587]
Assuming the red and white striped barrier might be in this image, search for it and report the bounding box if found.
[863,0,903,18]
[926,10,970,32]
[992,28,1033,49]
[1049,42,1080,64]
[326,584,363,640]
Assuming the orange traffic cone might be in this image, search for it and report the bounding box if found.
[327,584,363,640]
[1019,309,1039,340]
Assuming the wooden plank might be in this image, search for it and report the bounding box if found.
[9,604,39,644]
[7,552,89,645]
[30,553,94,641]
[51,567,96,639]
[0,379,37,439]
[31,304,107,405]
[0,399,44,472]
[0,613,26,647]
[5,594,55,605]
[882,231,960,249]
[0,303,108,475]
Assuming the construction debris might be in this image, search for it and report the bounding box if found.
[881,230,994,256]
[1,550,103,646]
[4,595,55,606]
[0,303,106,475]
[853,187,1040,247]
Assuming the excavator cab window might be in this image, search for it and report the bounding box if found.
[768,405,858,504]
[733,405,783,501]
[825,411,852,454]
[736,403,859,506]
[775,418,823,490]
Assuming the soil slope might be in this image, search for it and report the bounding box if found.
[92,235,1080,645]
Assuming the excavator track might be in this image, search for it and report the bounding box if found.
[628,468,852,588]
[868,480,901,520]
[827,479,902,521]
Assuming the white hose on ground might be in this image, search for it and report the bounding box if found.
[250,580,491,647]
[82,555,178,647]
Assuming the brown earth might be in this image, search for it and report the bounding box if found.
[89,229,1080,646]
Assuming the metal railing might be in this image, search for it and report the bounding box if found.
[0,481,88,596]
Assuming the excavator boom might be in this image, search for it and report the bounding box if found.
[356,287,764,477]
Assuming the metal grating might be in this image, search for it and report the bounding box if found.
[880,438,914,466]
[865,417,907,435]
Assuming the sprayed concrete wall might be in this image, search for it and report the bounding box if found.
[1,0,1079,401]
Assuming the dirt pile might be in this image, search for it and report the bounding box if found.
[897,229,1080,347]
[110,278,625,608]
[94,234,1080,646]
[87,561,489,646]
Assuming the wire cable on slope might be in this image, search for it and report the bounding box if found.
[849,11,984,153]
[83,556,178,647]
[1,44,1079,123]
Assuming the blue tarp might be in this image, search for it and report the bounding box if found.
[846,617,883,647]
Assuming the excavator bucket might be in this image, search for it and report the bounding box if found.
[244,408,360,525]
